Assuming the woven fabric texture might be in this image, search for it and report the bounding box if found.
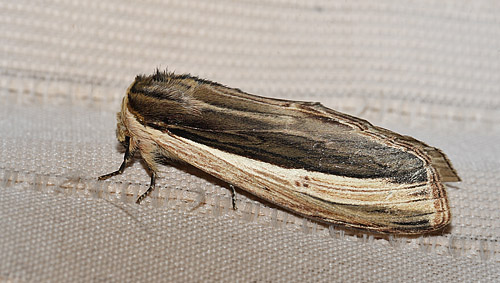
[1,0,499,282]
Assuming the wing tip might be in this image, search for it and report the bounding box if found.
[424,147,461,182]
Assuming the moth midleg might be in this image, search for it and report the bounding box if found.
[136,172,156,204]
[134,140,162,204]
[98,136,136,180]
[229,184,237,210]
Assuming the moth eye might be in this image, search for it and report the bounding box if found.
[120,137,128,147]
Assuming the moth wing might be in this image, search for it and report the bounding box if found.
[157,101,452,233]
[127,76,456,233]
[159,127,451,234]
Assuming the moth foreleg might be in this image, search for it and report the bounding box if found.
[98,136,136,181]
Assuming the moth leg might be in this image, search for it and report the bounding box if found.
[136,171,156,204]
[229,184,237,210]
[98,136,136,181]
[135,144,160,204]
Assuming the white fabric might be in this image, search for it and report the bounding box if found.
[1,0,499,281]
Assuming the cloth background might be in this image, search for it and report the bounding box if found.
[1,0,499,281]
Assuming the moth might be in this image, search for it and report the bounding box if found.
[99,70,460,234]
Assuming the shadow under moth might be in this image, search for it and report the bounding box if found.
[99,70,460,234]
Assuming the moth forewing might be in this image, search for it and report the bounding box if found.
[99,70,459,234]
[156,130,450,233]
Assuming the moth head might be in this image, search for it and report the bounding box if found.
[115,97,130,145]
[115,113,128,144]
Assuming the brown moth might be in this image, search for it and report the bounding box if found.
[99,70,460,234]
